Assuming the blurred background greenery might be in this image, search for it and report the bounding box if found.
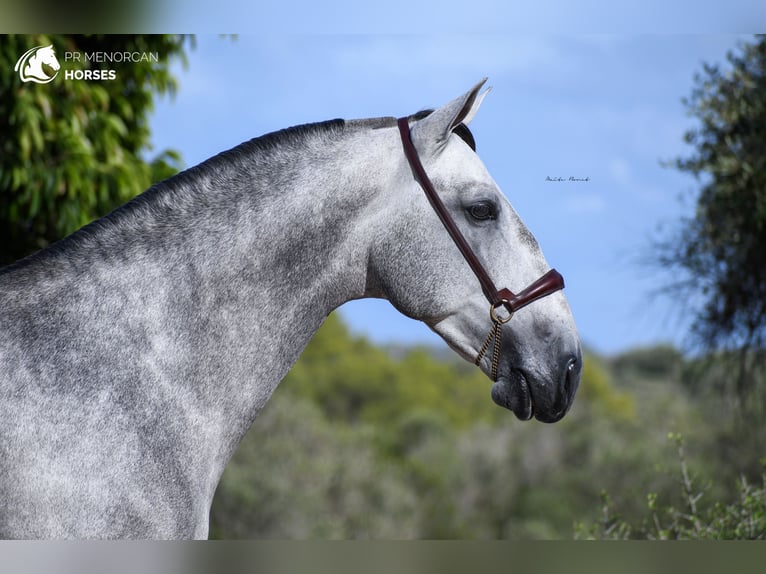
[207,313,765,539]
[1,34,765,539]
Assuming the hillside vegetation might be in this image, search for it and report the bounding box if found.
[209,313,766,539]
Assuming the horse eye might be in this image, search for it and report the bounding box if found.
[468,201,495,221]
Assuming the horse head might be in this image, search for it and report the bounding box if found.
[368,80,582,422]
[15,45,60,84]
[36,45,61,72]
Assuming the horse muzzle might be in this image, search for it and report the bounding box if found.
[492,350,582,422]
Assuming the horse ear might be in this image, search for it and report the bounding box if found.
[410,78,490,156]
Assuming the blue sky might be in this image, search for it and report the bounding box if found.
[149,34,749,355]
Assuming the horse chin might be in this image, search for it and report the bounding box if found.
[491,372,534,421]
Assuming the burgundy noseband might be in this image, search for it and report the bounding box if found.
[397,117,565,380]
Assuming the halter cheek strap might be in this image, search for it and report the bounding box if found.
[397,117,565,381]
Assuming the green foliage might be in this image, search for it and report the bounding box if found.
[210,313,761,540]
[681,348,766,421]
[210,397,423,539]
[577,353,636,421]
[577,434,766,540]
[659,36,766,355]
[611,345,684,382]
[284,313,502,429]
[0,34,190,263]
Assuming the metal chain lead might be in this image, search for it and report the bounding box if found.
[475,319,503,382]
[491,320,503,381]
[476,301,514,382]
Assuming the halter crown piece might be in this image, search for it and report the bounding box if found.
[396,117,565,381]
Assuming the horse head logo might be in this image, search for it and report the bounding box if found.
[14,45,61,84]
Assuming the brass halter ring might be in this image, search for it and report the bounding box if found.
[490,300,514,325]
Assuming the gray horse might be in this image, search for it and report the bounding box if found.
[0,80,581,539]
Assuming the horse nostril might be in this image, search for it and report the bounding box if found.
[563,355,581,400]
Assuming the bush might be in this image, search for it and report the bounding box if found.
[576,434,766,540]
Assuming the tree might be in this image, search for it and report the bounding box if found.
[658,36,766,408]
[0,35,191,264]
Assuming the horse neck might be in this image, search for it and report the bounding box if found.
[34,123,389,440]
[0,123,402,517]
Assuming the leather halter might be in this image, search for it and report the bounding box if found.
[397,116,565,380]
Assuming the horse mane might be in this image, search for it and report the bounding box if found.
[1,119,348,275]
[1,114,475,275]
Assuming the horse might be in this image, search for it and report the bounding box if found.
[0,80,581,539]
[14,45,61,84]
